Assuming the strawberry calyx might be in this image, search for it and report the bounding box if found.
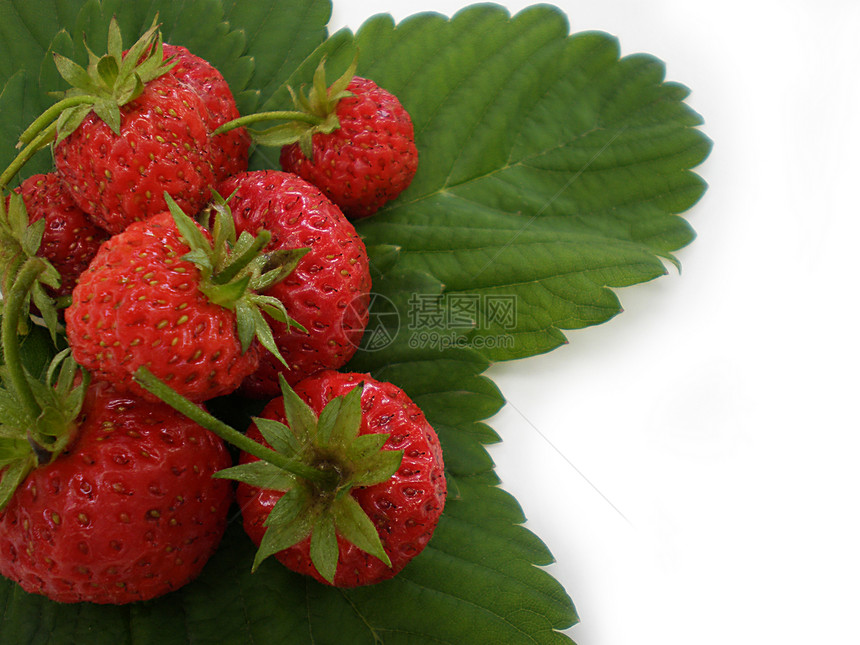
[1,17,173,187]
[134,368,402,583]
[213,55,358,161]
[0,258,89,511]
[219,376,402,580]
[30,16,172,144]
[0,193,63,339]
[164,193,308,367]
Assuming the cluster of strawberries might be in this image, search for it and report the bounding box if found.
[0,20,444,604]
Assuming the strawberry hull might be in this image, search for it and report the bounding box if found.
[237,371,446,587]
[0,384,233,604]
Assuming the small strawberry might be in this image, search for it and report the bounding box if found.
[215,170,371,398]
[65,197,304,403]
[5,173,108,300]
[221,371,446,587]
[162,44,250,181]
[215,58,418,219]
[0,270,232,605]
[21,19,216,234]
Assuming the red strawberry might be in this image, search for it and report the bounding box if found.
[0,380,232,604]
[216,170,371,398]
[228,371,446,587]
[278,71,418,219]
[162,44,250,181]
[65,198,299,403]
[42,20,215,234]
[8,173,108,299]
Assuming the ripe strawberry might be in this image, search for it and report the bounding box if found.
[7,173,108,299]
[214,58,417,219]
[46,20,215,234]
[215,170,371,398]
[162,44,250,181]
[0,275,232,605]
[278,72,419,219]
[227,371,446,587]
[65,199,299,403]
[0,380,232,604]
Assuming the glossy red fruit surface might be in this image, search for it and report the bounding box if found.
[216,171,371,398]
[0,383,232,604]
[66,211,259,402]
[237,371,446,587]
[279,77,418,219]
[162,44,250,181]
[55,73,215,235]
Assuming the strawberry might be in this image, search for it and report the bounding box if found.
[27,19,217,235]
[221,371,446,587]
[0,380,232,604]
[214,58,418,219]
[162,44,250,181]
[279,72,419,219]
[65,198,302,403]
[215,170,371,397]
[6,173,108,300]
[0,269,232,604]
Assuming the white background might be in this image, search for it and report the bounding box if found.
[331,2,860,643]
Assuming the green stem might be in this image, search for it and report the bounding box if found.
[213,111,324,135]
[1,258,48,421]
[134,367,337,486]
[0,126,57,189]
[16,95,97,148]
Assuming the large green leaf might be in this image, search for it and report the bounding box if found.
[352,6,711,360]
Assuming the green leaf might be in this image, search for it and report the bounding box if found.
[221,0,332,113]
[352,5,709,361]
[365,244,401,280]
[0,71,55,180]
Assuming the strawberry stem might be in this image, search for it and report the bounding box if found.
[0,126,57,189]
[1,257,50,420]
[134,366,339,487]
[213,111,324,136]
[15,95,99,149]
